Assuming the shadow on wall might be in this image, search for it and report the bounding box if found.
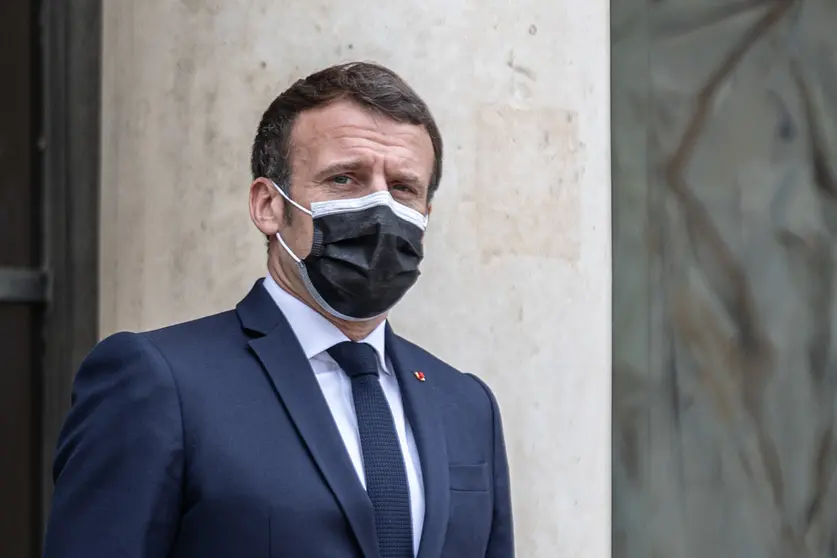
[612,1,837,556]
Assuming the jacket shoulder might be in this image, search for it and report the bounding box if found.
[392,333,498,404]
[135,309,241,352]
[89,310,243,372]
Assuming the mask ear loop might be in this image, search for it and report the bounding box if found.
[273,181,312,216]
[272,181,312,263]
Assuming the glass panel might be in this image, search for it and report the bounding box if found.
[613,1,837,556]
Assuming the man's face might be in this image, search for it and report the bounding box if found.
[275,99,435,261]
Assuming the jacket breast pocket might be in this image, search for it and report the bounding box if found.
[449,462,490,492]
[443,463,492,556]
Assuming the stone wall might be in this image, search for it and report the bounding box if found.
[100,2,612,555]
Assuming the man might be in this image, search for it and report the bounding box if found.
[44,62,513,557]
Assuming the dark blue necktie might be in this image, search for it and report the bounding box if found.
[327,341,413,558]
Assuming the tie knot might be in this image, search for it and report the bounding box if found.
[327,341,379,379]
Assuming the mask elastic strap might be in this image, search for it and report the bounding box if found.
[275,230,301,263]
[273,181,312,216]
[271,181,310,263]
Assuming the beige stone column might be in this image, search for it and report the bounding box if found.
[100,2,611,555]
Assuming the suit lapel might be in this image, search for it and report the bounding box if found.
[237,282,379,558]
[386,326,450,558]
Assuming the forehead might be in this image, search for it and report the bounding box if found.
[290,99,434,177]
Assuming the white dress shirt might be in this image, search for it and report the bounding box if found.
[262,275,425,555]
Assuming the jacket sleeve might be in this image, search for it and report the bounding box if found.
[43,332,184,558]
[467,373,515,557]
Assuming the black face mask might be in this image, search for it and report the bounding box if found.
[274,186,427,321]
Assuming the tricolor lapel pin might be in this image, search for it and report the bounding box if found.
[413,371,426,382]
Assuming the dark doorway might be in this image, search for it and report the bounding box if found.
[0,1,100,556]
[0,0,45,555]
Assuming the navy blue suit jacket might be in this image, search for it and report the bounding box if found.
[44,281,514,557]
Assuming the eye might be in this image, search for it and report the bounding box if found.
[331,175,353,185]
[390,184,415,194]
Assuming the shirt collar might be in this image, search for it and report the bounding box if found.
[261,275,390,374]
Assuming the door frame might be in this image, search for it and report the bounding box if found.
[39,0,101,535]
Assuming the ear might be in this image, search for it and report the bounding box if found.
[249,177,285,236]
[425,202,432,220]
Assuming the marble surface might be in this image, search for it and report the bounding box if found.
[613,0,837,556]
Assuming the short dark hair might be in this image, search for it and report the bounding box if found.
[251,61,444,201]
